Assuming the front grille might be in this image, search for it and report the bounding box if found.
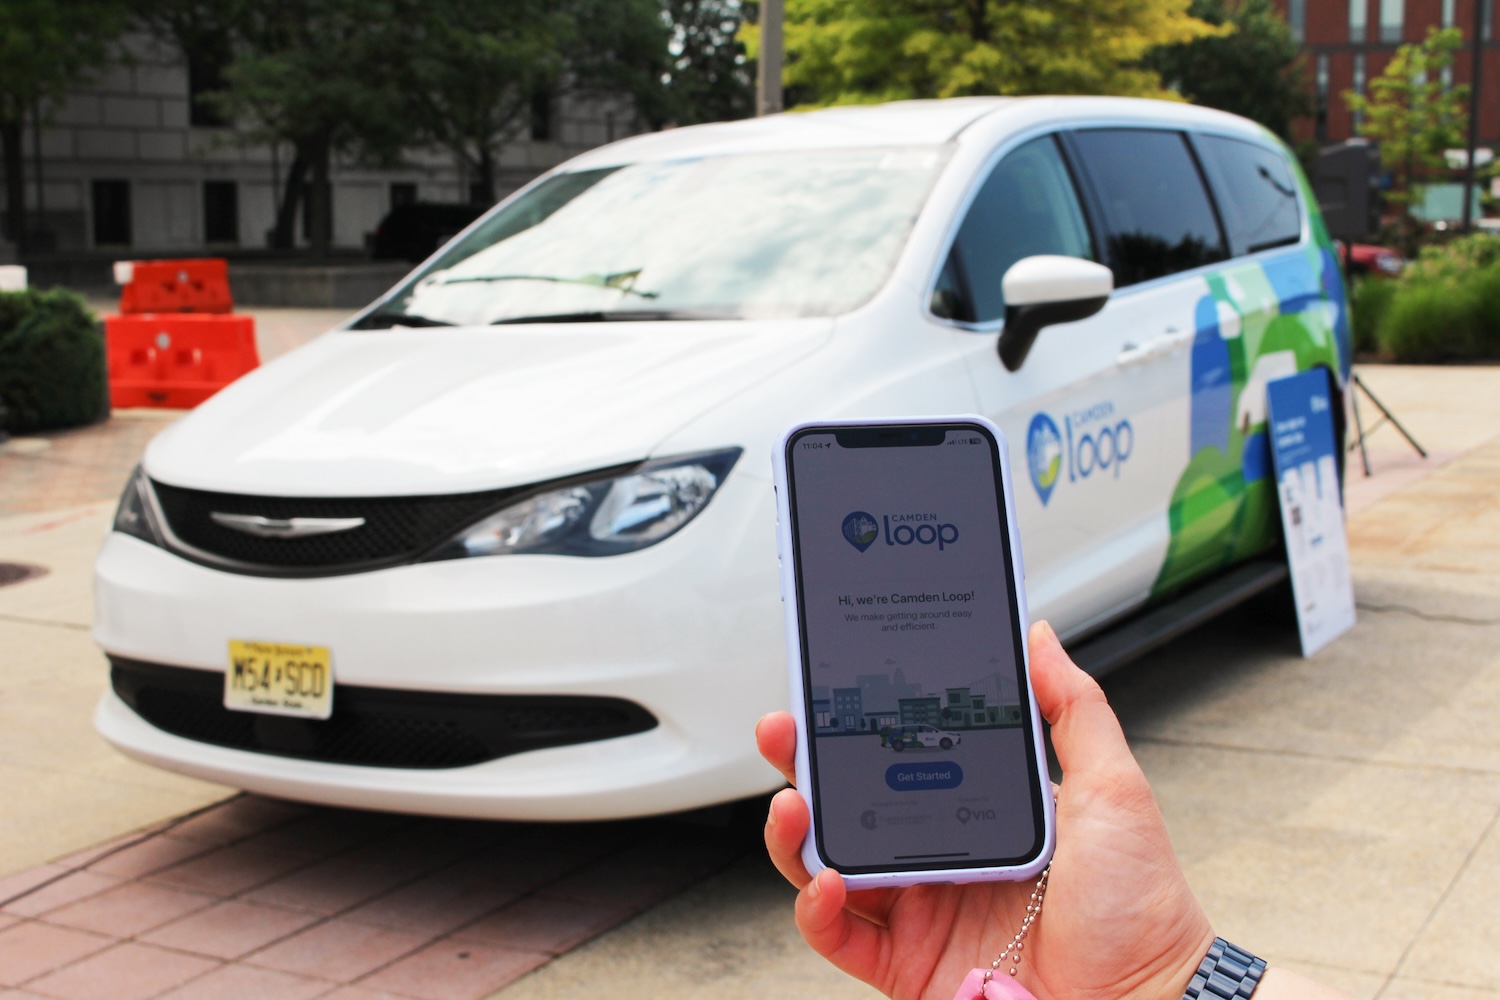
[150,480,526,575]
[111,658,658,769]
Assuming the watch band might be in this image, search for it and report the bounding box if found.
[1183,937,1267,999]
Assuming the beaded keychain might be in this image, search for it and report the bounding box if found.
[983,862,1049,992]
[948,861,1051,1000]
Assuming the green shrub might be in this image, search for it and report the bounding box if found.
[1349,276,1395,355]
[1378,274,1485,362]
[0,288,110,434]
[1410,233,1500,280]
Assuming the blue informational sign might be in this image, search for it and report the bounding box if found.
[1266,370,1356,656]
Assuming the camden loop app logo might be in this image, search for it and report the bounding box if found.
[1027,413,1063,506]
[842,511,879,553]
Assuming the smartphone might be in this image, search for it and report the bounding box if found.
[773,416,1054,888]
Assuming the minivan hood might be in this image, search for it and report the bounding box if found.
[145,320,833,496]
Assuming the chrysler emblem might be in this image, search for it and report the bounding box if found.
[210,512,366,539]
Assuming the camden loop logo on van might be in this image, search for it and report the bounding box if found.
[1027,401,1135,506]
[842,512,879,552]
[1027,414,1063,506]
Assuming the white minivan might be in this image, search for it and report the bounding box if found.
[96,97,1351,820]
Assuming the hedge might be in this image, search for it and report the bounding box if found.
[1353,234,1500,363]
[0,288,110,434]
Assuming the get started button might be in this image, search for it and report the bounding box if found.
[885,762,964,791]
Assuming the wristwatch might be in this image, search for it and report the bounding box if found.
[1183,937,1267,999]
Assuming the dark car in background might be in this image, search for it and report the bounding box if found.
[371,202,487,262]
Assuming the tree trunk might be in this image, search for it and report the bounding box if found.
[1,120,27,254]
[270,150,307,250]
[307,139,333,257]
[475,146,495,205]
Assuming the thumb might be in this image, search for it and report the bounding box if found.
[1027,620,1139,783]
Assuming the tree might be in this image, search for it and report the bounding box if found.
[741,0,1224,107]
[398,0,571,206]
[659,0,756,125]
[213,0,412,254]
[0,0,130,254]
[1345,26,1468,238]
[1145,0,1309,140]
[393,0,673,205]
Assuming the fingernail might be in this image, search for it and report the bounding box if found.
[806,874,822,900]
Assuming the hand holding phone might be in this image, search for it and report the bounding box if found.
[756,621,1227,1000]
[773,416,1054,888]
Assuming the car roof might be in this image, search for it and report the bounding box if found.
[565,96,1276,169]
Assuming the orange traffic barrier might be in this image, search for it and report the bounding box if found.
[106,313,260,408]
[115,258,233,315]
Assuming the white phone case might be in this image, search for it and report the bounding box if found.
[771,414,1055,889]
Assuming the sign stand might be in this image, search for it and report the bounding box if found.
[1267,370,1357,657]
[1349,372,1426,477]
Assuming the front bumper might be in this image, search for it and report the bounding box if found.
[92,478,788,820]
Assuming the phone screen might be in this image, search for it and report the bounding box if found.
[784,423,1045,873]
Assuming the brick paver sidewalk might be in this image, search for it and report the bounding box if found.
[0,795,753,1000]
[1,412,180,518]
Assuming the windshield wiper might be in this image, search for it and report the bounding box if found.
[491,309,736,325]
[348,311,455,330]
[439,269,660,299]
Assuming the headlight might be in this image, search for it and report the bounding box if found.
[425,449,741,560]
[112,465,165,547]
[1375,253,1405,275]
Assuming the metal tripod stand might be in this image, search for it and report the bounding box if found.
[1348,372,1425,477]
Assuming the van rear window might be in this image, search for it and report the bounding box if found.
[1071,129,1227,287]
[1194,135,1302,257]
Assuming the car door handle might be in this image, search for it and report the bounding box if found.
[1115,329,1190,367]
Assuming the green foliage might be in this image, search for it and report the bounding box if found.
[1353,235,1500,361]
[0,290,109,434]
[0,0,130,249]
[1144,0,1308,139]
[1349,276,1394,355]
[1345,27,1468,218]
[660,0,755,124]
[1408,232,1500,278]
[743,0,1224,107]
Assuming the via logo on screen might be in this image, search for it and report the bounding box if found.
[842,511,959,553]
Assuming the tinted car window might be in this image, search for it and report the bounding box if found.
[934,135,1093,323]
[1194,135,1302,256]
[1070,129,1227,287]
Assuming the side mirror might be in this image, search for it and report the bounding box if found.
[997,255,1113,372]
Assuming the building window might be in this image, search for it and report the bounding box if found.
[187,33,232,127]
[1349,0,1367,42]
[92,180,131,247]
[1379,0,1403,42]
[1352,53,1367,129]
[389,182,417,208]
[530,90,554,142]
[1289,0,1306,42]
[1316,53,1330,142]
[1486,0,1495,39]
[1442,0,1455,27]
[203,181,238,245]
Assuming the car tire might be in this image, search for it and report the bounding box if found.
[940,738,953,750]
[892,740,905,751]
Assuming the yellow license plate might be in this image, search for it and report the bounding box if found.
[225,640,333,719]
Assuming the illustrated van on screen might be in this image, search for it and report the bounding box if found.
[786,427,1045,872]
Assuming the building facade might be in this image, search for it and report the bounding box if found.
[1275,0,1500,146]
[3,33,642,257]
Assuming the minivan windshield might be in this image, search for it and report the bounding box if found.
[355,146,952,328]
